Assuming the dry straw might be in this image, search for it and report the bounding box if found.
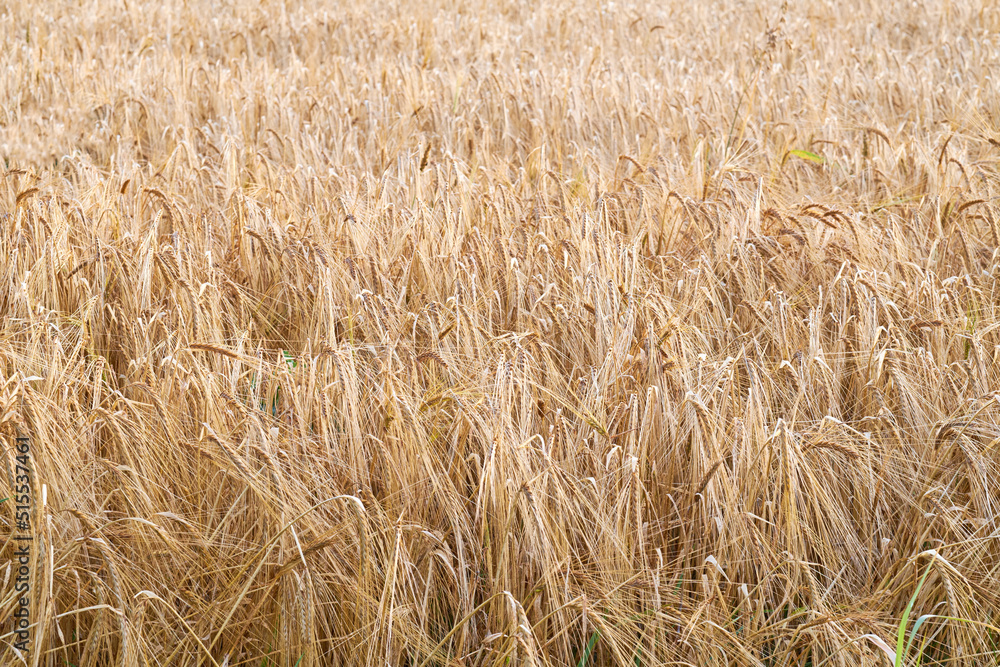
[1,0,999,665]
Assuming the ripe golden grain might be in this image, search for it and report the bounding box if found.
[1,0,999,665]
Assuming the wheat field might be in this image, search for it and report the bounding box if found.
[1,0,999,665]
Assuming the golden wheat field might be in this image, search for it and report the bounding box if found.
[2,0,1000,664]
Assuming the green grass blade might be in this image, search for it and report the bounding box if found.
[577,631,599,667]
[903,614,933,662]
[896,562,934,667]
[788,149,826,164]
